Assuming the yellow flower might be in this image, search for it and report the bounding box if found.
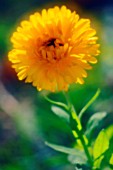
[8,6,100,92]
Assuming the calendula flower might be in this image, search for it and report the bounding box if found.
[8,6,100,92]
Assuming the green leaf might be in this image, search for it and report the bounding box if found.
[44,96,68,110]
[93,129,109,168]
[45,141,82,155]
[93,156,104,169]
[105,125,113,140]
[79,89,101,120]
[85,112,107,138]
[51,105,69,123]
[68,150,87,165]
[109,154,113,165]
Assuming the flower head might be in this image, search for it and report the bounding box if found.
[8,6,100,92]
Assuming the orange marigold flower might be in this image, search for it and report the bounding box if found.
[8,6,100,92]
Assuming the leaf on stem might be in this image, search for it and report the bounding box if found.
[79,89,101,120]
[45,141,83,155]
[109,154,113,165]
[51,105,69,123]
[93,129,109,169]
[105,125,113,141]
[68,150,87,165]
[45,141,88,165]
[44,96,68,110]
[85,112,107,138]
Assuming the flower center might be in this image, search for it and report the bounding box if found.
[39,38,64,62]
[46,38,56,47]
[45,38,63,47]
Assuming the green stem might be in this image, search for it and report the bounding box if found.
[62,91,72,110]
[64,92,93,167]
[73,121,93,166]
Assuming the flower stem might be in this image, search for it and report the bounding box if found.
[72,118,93,166]
[63,92,93,167]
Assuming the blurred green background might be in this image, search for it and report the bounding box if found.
[0,0,113,170]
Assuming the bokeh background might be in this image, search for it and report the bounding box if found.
[0,0,113,170]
